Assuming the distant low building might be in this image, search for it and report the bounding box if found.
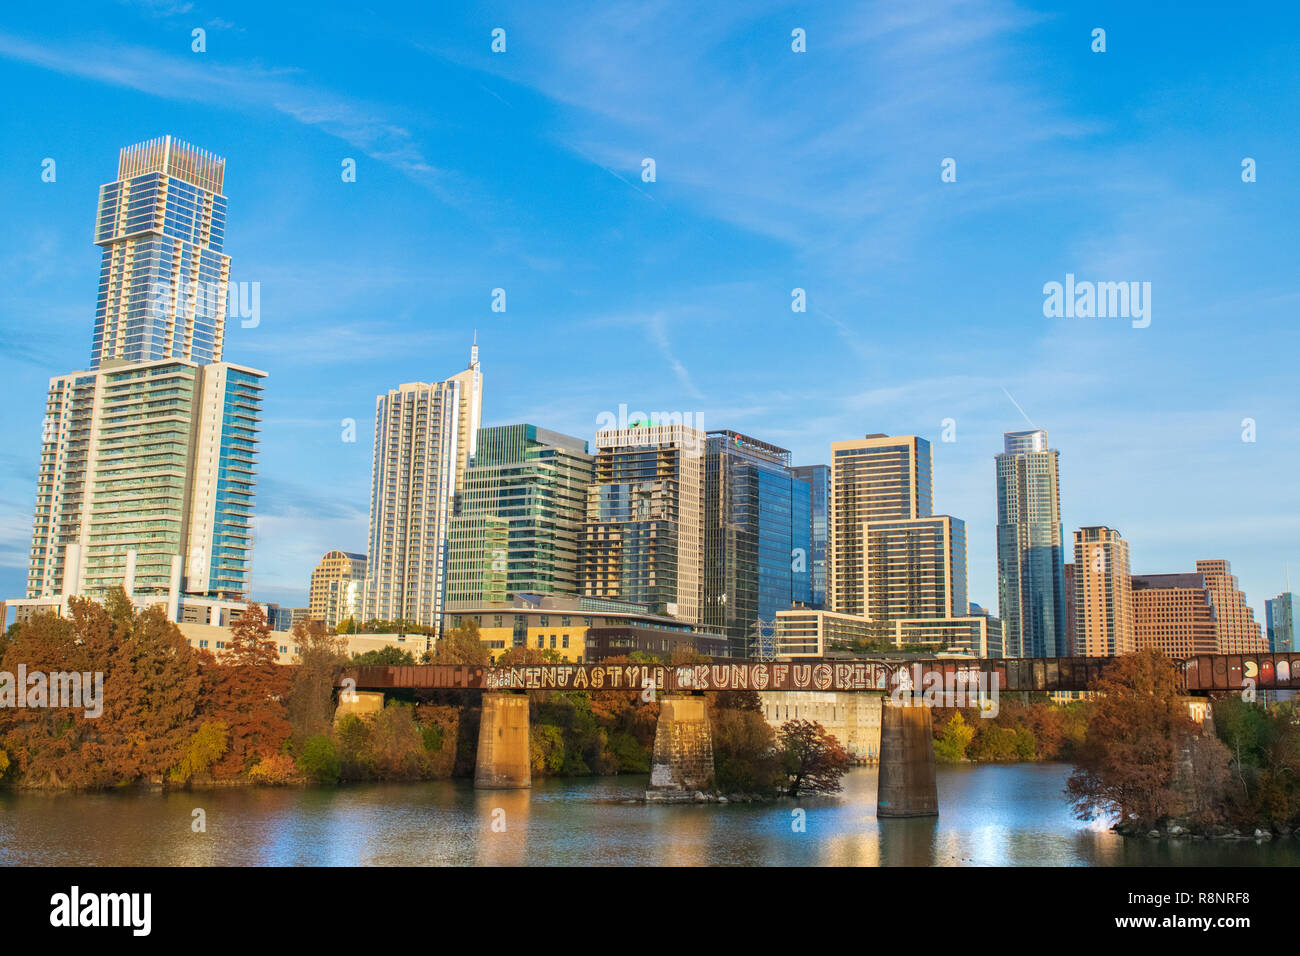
[445,592,717,663]
[585,626,728,662]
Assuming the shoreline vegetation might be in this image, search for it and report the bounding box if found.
[1,595,1296,838]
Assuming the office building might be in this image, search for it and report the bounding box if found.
[703,430,811,656]
[1132,572,1219,657]
[791,464,829,608]
[1071,526,1134,656]
[1266,592,1296,653]
[445,424,593,607]
[362,342,483,629]
[995,429,1067,657]
[579,423,705,623]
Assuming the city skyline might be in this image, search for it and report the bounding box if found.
[2,1,1297,626]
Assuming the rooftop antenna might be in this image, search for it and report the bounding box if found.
[470,329,479,369]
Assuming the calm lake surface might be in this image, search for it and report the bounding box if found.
[2,764,1294,866]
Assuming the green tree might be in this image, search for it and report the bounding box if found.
[350,645,416,666]
[708,690,781,793]
[431,620,490,665]
[934,712,974,763]
[297,734,342,784]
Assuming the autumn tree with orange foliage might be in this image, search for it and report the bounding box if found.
[0,590,202,789]
[199,603,292,778]
[1067,648,1229,831]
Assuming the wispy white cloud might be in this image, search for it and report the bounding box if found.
[0,30,446,190]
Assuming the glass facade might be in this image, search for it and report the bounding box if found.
[704,431,812,656]
[446,424,593,605]
[90,137,229,369]
[1266,592,1296,653]
[995,429,1067,657]
[792,464,828,608]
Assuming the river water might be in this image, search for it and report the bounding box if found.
[1,764,1293,866]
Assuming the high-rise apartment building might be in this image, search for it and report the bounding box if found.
[829,434,932,616]
[308,550,367,627]
[29,359,263,600]
[580,424,705,623]
[995,429,1066,657]
[861,515,968,622]
[791,464,828,608]
[1197,559,1266,653]
[445,424,593,607]
[1071,526,1134,656]
[1132,572,1220,657]
[90,136,230,369]
[1063,562,1076,653]
[1266,592,1296,653]
[823,432,981,655]
[25,138,265,609]
[363,344,483,629]
[702,431,811,656]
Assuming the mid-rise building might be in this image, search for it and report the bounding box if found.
[1071,526,1134,656]
[703,430,811,656]
[995,429,1067,657]
[861,515,968,623]
[579,424,705,623]
[829,434,932,616]
[1132,572,1219,657]
[1266,592,1296,653]
[444,592,720,662]
[791,464,829,608]
[308,550,367,627]
[362,343,483,630]
[445,424,593,607]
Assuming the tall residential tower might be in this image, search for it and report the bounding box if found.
[995,429,1066,657]
[363,345,483,629]
[25,138,265,609]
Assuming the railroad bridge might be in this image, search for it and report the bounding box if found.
[335,653,1299,816]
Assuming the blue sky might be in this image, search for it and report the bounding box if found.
[1,0,1297,621]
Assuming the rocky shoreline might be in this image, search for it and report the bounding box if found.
[1116,820,1293,842]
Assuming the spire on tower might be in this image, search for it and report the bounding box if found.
[470,330,479,369]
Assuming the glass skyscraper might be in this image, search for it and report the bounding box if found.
[90,136,230,369]
[995,429,1067,657]
[445,424,593,606]
[1266,592,1296,653]
[703,431,812,656]
[791,464,828,608]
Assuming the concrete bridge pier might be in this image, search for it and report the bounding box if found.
[876,700,938,818]
[646,695,715,801]
[475,692,532,789]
